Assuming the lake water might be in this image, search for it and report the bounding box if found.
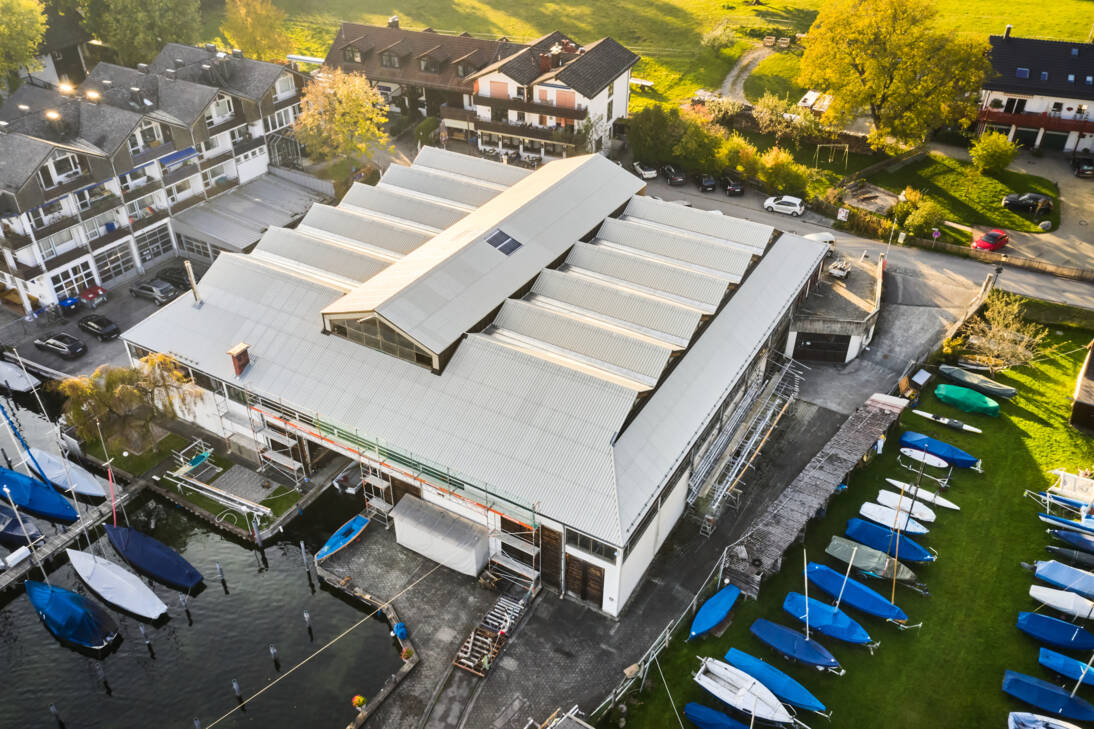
[0,488,403,728]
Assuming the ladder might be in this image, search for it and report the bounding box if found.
[452,592,528,677]
[362,470,393,528]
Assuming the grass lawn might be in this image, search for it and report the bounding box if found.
[198,0,1094,115]
[732,128,883,196]
[83,431,189,476]
[743,51,805,103]
[616,326,1094,729]
[871,152,1061,235]
[173,483,302,530]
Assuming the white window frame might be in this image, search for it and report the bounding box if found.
[205,94,234,128]
[274,74,295,99]
[165,179,194,204]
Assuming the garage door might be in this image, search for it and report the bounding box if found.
[1013,128,1040,148]
[793,332,851,363]
[1040,131,1070,151]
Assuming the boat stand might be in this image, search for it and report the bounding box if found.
[891,619,924,631]
[897,454,951,489]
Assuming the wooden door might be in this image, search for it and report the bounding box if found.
[540,527,562,589]
[390,477,421,506]
[565,554,605,606]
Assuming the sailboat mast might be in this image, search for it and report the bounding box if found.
[891,481,906,604]
[94,419,118,527]
[835,546,858,609]
[3,486,48,582]
[803,548,810,641]
[1071,651,1094,698]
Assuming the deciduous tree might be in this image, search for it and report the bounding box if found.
[82,0,201,66]
[671,118,722,172]
[969,131,1019,174]
[55,353,201,453]
[758,146,810,194]
[962,291,1049,373]
[293,68,390,161]
[798,0,989,148]
[627,104,684,166]
[219,0,290,62]
[0,0,46,87]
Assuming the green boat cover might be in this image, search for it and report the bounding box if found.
[935,384,999,416]
[825,536,917,583]
[938,364,1016,399]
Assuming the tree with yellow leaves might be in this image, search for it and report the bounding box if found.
[219,0,291,62]
[293,68,390,162]
[54,353,202,453]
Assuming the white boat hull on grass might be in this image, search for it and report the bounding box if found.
[0,361,39,393]
[1009,712,1083,729]
[693,656,793,724]
[885,478,960,511]
[66,548,167,620]
[27,448,105,498]
[876,489,937,522]
[859,502,930,535]
[1030,585,1094,620]
[899,448,950,469]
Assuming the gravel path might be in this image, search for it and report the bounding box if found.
[719,45,775,101]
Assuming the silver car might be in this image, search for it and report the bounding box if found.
[763,195,805,217]
[129,278,179,305]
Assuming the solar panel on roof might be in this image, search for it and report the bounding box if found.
[485,229,522,255]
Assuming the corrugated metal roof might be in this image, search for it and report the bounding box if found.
[597,217,754,278]
[297,204,429,258]
[379,164,502,208]
[530,269,700,345]
[252,228,393,284]
[340,182,467,231]
[493,298,672,386]
[612,233,827,536]
[565,242,728,312]
[323,154,645,354]
[413,144,532,187]
[623,195,773,254]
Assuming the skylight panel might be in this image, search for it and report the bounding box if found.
[1016,67,1030,79]
[485,228,523,255]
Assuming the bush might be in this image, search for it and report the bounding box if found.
[701,19,736,50]
[969,131,1018,174]
[758,146,810,194]
[672,119,724,172]
[901,186,923,207]
[706,97,744,129]
[903,199,947,237]
[890,199,916,227]
[414,117,440,147]
[721,133,760,178]
[738,24,788,39]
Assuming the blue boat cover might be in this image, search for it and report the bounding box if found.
[105,525,203,591]
[1035,560,1094,600]
[724,647,826,713]
[750,618,840,669]
[393,622,408,640]
[783,592,871,644]
[0,502,42,546]
[1017,612,1094,650]
[1002,670,1094,721]
[806,562,908,622]
[683,702,748,729]
[689,584,741,639]
[899,431,979,469]
[316,514,370,561]
[1052,530,1094,555]
[846,518,934,563]
[1039,648,1094,686]
[1041,512,1094,536]
[25,580,118,650]
[0,467,77,522]
[160,146,197,166]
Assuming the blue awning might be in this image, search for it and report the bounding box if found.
[160,146,197,167]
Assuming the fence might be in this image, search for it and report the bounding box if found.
[900,236,1094,282]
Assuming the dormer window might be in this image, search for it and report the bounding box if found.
[274,74,295,98]
[1040,71,1048,81]
[456,62,475,77]
[1016,67,1030,79]
[205,93,234,127]
[419,57,440,73]
[128,119,163,155]
[381,52,399,69]
[38,151,82,189]
[1068,74,1076,83]
[343,47,362,63]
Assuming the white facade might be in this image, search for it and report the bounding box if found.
[979,89,1094,152]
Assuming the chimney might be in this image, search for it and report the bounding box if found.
[227,342,250,376]
[136,63,149,73]
[387,14,399,29]
[204,43,216,53]
[175,58,185,69]
[538,53,551,73]
[231,48,243,59]
[1004,24,1012,39]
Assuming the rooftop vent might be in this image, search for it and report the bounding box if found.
[204,43,216,53]
[101,79,112,87]
[136,63,149,73]
[387,14,399,29]
[231,48,243,59]
[175,58,185,69]
[165,68,176,80]
[227,342,250,376]
[1004,24,1012,39]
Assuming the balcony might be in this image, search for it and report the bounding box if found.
[273,91,300,111]
[121,177,163,202]
[161,162,201,187]
[204,176,240,199]
[78,193,122,220]
[471,94,588,121]
[440,105,476,123]
[88,225,131,251]
[0,224,32,248]
[199,147,235,170]
[41,243,93,273]
[475,119,579,146]
[170,195,205,215]
[232,134,266,157]
[131,140,176,166]
[979,108,1094,134]
[32,211,82,240]
[41,171,96,203]
[206,115,244,138]
[129,208,169,232]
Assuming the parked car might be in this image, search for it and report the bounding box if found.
[632,161,658,180]
[1001,192,1053,214]
[660,164,686,186]
[129,279,179,305]
[695,173,718,192]
[721,175,744,196]
[763,195,805,216]
[33,332,87,359]
[1071,157,1094,178]
[157,266,195,290]
[77,314,120,341]
[804,231,836,257]
[972,229,1009,251]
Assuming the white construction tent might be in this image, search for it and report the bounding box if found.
[391,495,490,577]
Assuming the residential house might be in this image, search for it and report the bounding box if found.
[978,25,1094,153]
[325,18,639,158]
[22,3,93,87]
[0,43,323,314]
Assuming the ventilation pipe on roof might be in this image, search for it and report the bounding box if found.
[175,58,185,69]
[538,53,551,73]
[227,342,250,376]
[165,68,176,80]
[1004,24,1013,39]
[184,259,201,306]
[136,63,149,73]
[204,43,217,53]
[387,14,399,29]
[231,48,243,59]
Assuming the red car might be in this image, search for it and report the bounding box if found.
[973,229,1009,251]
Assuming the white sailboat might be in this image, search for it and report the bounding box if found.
[859,502,929,535]
[27,448,105,498]
[693,656,793,723]
[0,361,39,393]
[66,548,167,620]
[1049,470,1094,505]
[1009,711,1083,729]
[884,478,960,511]
[876,489,937,523]
[1030,585,1094,620]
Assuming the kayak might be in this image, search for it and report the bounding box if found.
[845,518,935,563]
[939,364,1016,399]
[911,409,982,433]
[899,432,981,469]
[884,478,960,511]
[935,384,999,416]
[689,583,741,639]
[876,489,937,523]
[1017,611,1094,650]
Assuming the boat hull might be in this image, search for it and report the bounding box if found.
[0,467,77,522]
[1017,611,1094,650]
[315,514,370,562]
[1002,670,1094,721]
[750,618,841,669]
[806,562,908,622]
[1039,647,1094,687]
[899,431,980,469]
[783,591,871,644]
[1030,585,1094,620]
[1008,711,1083,729]
[876,489,937,522]
[911,409,982,433]
[1035,560,1094,600]
[884,478,960,510]
[845,518,934,563]
[1046,546,1094,570]
[67,548,167,620]
[0,503,42,547]
[693,657,792,723]
[27,448,105,498]
[25,580,118,650]
[1050,529,1094,554]
[682,703,748,729]
[689,584,741,639]
[935,383,1000,416]
[939,364,1016,399]
[724,647,826,713]
[828,535,919,582]
[859,502,929,535]
[105,525,204,591]
[0,361,39,392]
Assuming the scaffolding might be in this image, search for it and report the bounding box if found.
[214,389,306,489]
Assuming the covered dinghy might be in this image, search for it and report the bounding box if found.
[935,384,999,416]
[899,431,980,469]
[391,495,489,577]
[939,364,1016,399]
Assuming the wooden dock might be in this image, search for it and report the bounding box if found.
[722,394,906,598]
[0,481,145,592]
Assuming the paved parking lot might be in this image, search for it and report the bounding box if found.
[0,258,208,377]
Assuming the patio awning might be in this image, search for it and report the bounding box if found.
[160,146,197,167]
